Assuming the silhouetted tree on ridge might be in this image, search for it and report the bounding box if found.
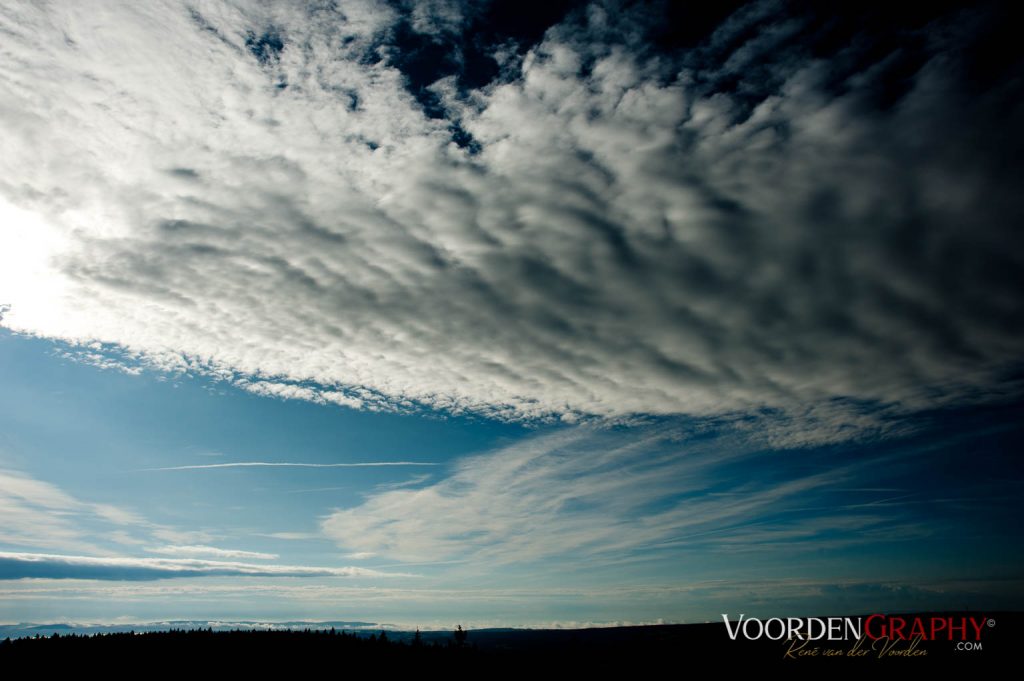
[453,624,468,648]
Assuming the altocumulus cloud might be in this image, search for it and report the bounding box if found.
[0,1,1021,428]
[0,551,407,581]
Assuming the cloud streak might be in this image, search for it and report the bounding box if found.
[0,551,408,581]
[146,545,278,560]
[145,461,438,471]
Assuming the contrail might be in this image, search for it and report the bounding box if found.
[144,461,438,471]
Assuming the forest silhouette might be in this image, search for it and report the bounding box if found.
[2,614,1018,670]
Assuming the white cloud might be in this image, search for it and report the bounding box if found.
[237,380,367,409]
[148,461,437,471]
[321,424,924,565]
[146,545,278,560]
[0,551,409,580]
[0,469,145,553]
[0,468,259,562]
[0,1,1019,431]
[259,532,320,541]
[345,552,377,560]
[91,504,147,526]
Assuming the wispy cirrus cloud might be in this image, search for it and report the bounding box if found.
[320,422,940,566]
[0,467,289,563]
[0,469,144,553]
[0,551,409,581]
[0,1,1019,433]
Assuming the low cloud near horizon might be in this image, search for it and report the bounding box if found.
[0,551,405,581]
[1,0,1021,435]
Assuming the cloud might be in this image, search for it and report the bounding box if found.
[91,504,147,526]
[0,1,1020,431]
[4,574,1020,626]
[238,381,366,410]
[0,469,144,552]
[0,551,408,581]
[0,467,263,559]
[320,423,932,565]
[146,545,278,560]
[146,461,437,471]
[148,528,219,546]
[259,532,320,541]
[345,552,377,560]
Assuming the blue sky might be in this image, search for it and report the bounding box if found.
[1,0,1023,628]
[1,329,1022,627]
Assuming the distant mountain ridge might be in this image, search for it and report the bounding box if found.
[0,620,381,639]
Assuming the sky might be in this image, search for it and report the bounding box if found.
[0,0,1022,628]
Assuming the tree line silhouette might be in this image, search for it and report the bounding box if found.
[2,614,1018,670]
[0,625,481,669]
